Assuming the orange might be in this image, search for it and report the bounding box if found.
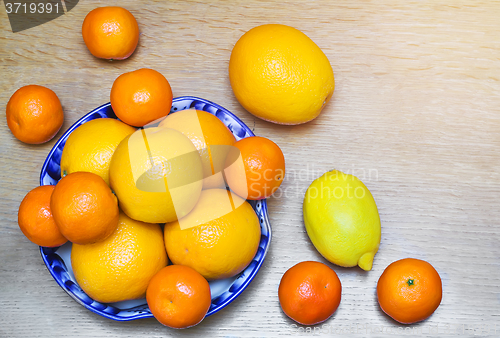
[17,185,67,247]
[82,6,139,60]
[377,258,442,324]
[229,24,334,125]
[60,118,136,185]
[224,136,285,200]
[164,189,261,280]
[158,109,236,189]
[110,68,173,127]
[51,172,119,245]
[6,85,64,144]
[278,261,342,325]
[109,127,203,223]
[72,212,167,303]
[146,265,211,329]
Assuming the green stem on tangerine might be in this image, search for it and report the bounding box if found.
[407,279,415,286]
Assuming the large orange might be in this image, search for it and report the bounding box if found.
[51,172,119,245]
[377,258,442,324]
[158,109,236,189]
[278,261,342,325]
[82,6,139,60]
[229,24,334,125]
[60,118,136,185]
[224,136,285,200]
[164,189,260,280]
[146,265,211,329]
[109,127,203,224]
[110,68,173,127]
[6,85,64,144]
[17,185,67,247]
[72,212,167,303]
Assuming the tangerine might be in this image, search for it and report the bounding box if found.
[146,265,211,329]
[377,258,442,324]
[18,185,67,247]
[110,68,173,127]
[82,6,139,60]
[224,136,285,200]
[6,85,64,144]
[278,261,342,325]
[51,172,119,244]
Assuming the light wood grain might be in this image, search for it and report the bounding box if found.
[1,0,500,337]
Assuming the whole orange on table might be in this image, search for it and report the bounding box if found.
[110,68,173,127]
[6,85,64,144]
[82,6,139,60]
[72,212,167,303]
[278,261,342,326]
[159,109,236,189]
[147,265,211,329]
[224,136,285,200]
[50,172,119,245]
[377,258,442,324]
[17,185,67,247]
[229,24,335,125]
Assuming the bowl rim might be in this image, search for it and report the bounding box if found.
[39,96,272,321]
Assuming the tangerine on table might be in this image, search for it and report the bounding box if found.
[224,136,285,200]
[278,261,342,326]
[158,109,236,189]
[146,265,211,329]
[110,68,173,127]
[17,185,67,247]
[50,172,119,245]
[82,6,139,60]
[6,85,64,144]
[377,258,442,324]
[72,212,167,303]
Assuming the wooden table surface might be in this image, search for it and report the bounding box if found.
[1,1,499,337]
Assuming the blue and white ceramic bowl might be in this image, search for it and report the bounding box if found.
[39,96,271,321]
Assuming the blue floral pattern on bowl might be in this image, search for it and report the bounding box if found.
[39,96,271,321]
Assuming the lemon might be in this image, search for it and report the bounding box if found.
[60,118,136,185]
[229,24,335,125]
[164,189,261,280]
[109,127,203,223]
[71,212,168,303]
[303,170,381,271]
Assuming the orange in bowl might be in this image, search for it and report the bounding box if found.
[82,6,139,60]
[18,185,67,247]
[110,68,173,127]
[6,85,64,144]
[158,109,236,189]
[224,136,285,200]
[51,172,119,245]
[147,265,211,329]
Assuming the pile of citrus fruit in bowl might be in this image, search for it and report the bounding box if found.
[9,5,443,329]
